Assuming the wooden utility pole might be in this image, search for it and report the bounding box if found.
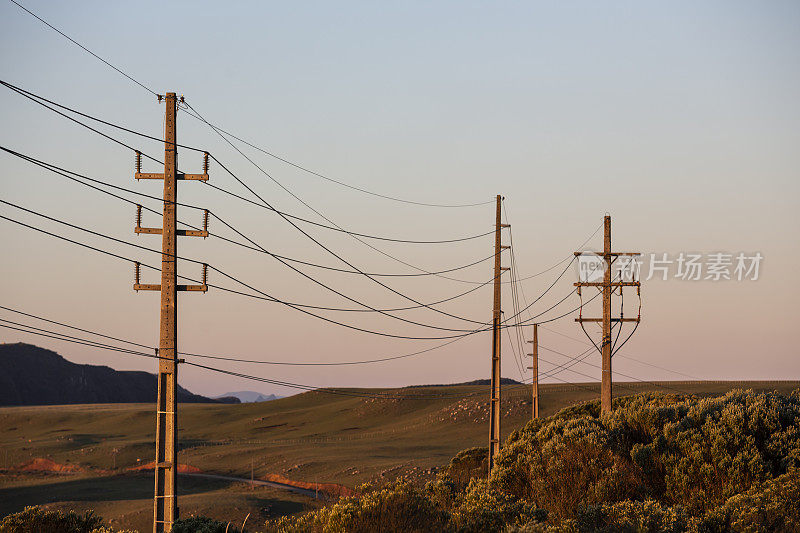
[526,324,539,419]
[133,92,210,533]
[574,216,640,415]
[488,194,510,475]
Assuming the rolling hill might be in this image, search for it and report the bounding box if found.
[0,343,237,406]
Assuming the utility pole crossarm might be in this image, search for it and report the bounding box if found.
[573,252,641,257]
[135,205,209,238]
[136,171,209,181]
[574,281,640,287]
[575,317,640,323]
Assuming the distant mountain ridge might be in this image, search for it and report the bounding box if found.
[0,343,239,406]
[216,391,282,403]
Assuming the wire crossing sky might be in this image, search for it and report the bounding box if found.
[1,1,798,396]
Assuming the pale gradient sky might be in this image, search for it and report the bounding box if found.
[1,1,798,397]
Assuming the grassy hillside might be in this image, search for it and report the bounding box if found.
[0,380,797,531]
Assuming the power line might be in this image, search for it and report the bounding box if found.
[190,134,507,327]
[0,304,152,351]
[538,324,701,380]
[0,322,481,400]
[2,306,689,401]
[0,200,498,334]
[7,0,158,96]
[185,102,514,304]
[1,144,500,280]
[0,322,162,361]
[0,211,531,340]
[1,315,538,401]
[180,105,493,209]
[538,344,693,395]
[1,92,535,332]
[2,80,601,287]
[1,80,495,246]
[5,0,493,209]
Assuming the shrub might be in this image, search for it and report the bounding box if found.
[266,389,800,533]
[491,389,800,518]
[0,507,104,533]
[443,447,488,491]
[172,515,241,533]
[700,472,800,532]
[268,481,448,533]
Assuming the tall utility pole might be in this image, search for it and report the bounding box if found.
[133,92,209,533]
[574,216,640,415]
[488,194,510,475]
[526,324,539,420]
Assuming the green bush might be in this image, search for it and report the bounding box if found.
[492,389,800,517]
[268,481,448,533]
[0,506,103,533]
[172,515,241,533]
[699,472,800,532]
[442,447,488,491]
[267,389,800,533]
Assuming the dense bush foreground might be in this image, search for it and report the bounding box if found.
[267,389,800,532]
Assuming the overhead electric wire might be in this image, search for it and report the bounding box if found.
[0,312,543,401]
[0,200,503,335]
[0,151,502,325]
[538,343,692,395]
[0,322,163,361]
[538,325,701,380]
[181,107,493,208]
[503,202,528,380]
[0,304,458,366]
[0,210,537,341]
[7,0,159,97]
[3,79,603,293]
[196,133,599,285]
[2,6,694,398]
[5,143,582,328]
[0,304,152,351]
[3,86,533,329]
[4,308,680,402]
[0,321,484,400]
[2,144,499,281]
[179,113,504,328]
[1,79,495,246]
[2,316,661,401]
[3,1,492,209]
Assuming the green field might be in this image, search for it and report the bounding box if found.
[1,380,797,531]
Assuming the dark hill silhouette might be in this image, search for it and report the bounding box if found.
[0,343,238,406]
[407,378,522,388]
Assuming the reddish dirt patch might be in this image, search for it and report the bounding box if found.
[15,457,85,473]
[260,473,354,498]
[128,461,202,474]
